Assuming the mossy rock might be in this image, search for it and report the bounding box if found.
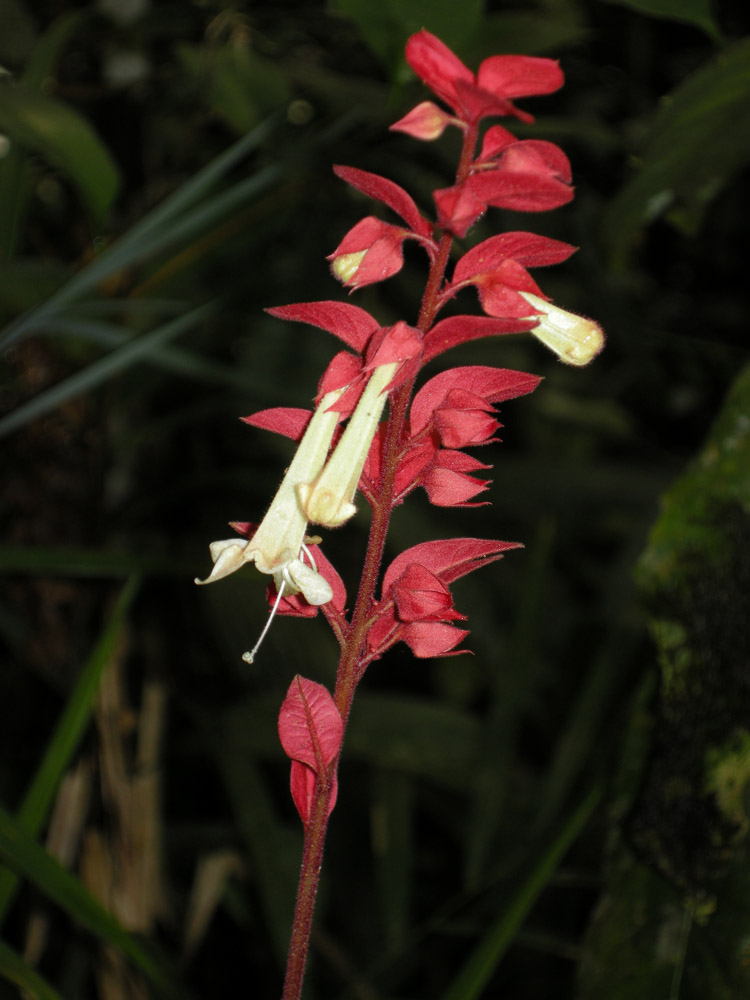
[579,364,750,999]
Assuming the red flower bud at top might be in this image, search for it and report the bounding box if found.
[390,101,457,141]
[329,217,409,289]
[405,29,563,125]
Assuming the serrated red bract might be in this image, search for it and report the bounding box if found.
[278,676,343,825]
[333,165,433,238]
[266,301,378,353]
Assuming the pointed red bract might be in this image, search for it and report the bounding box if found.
[454,233,577,276]
[266,301,379,353]
[405,29,563,125]
[365,538,521,659]
[241,407,312,441]
[278,676,343,825]
[433,182,487,238]
[410,366,541,436]
[333,165,433,238]
[467,141,573,212]
[422,450,491,506]
[476,55,563,101]
[422,315,537,362]
[447,234,576,319]
[382,538,522,592]
[390,101,455,141]
[329,217,410,290]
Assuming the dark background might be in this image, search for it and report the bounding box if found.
[1,1,748,998]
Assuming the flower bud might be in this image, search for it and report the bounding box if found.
[328,218,408,289]
[390,101,456,141]
[520,292,604,366]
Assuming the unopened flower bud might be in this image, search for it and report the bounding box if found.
[328,217,408,290]
[390,101,456,141]
[331,251,367,285]
[520,292,604,366]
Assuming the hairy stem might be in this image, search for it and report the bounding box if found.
[280,121,479,1000]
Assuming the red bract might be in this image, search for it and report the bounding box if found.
[410,366,542,445]
[421,450,491,507]
[266,304,423,418]
[366,539,521,659]
[445,232,577,318]
[266,301,378,353]
[328,217,411,290]
[333,165,433,238]
[392,366,541,505]
[278,676,344,825]
[433,142,572,237]
[390,101,456,141]
[405,29,563,125]
[422,315,538,363]
[467,140,573,212]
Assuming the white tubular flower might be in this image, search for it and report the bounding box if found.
[297,361,399,528]
[194,387,347,606]
[521,291,604,367]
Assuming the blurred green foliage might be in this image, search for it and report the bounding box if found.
[0,0,748,998]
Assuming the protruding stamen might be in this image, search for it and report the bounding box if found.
[242,580,287,665]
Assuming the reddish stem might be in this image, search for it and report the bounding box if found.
[281,121,479,1000]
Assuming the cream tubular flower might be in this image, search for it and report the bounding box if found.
[520,291,604,367]
[298,361,399,527]
[194,387,347,605]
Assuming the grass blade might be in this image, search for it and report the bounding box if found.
[440,785,601,1000]
[0,301,214,439]
[0,576,140,924]
[0,937,65,1000]
[0,802,181,997]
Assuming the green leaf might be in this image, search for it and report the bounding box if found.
[603,38,750,267]
[0,937,64,1000]
[0,301,214,439]
[332,0,482,77]
[22,10,88,90]
[468,11,590,58]
[0,802,182,997]
[595,0,722,41]
[177,42,290,134]
[440,786,601,1000]
[0,109,358,351]
[0,85,119,226]
[0,577,139,924]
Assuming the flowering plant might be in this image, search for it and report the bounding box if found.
[197,28,603,999]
